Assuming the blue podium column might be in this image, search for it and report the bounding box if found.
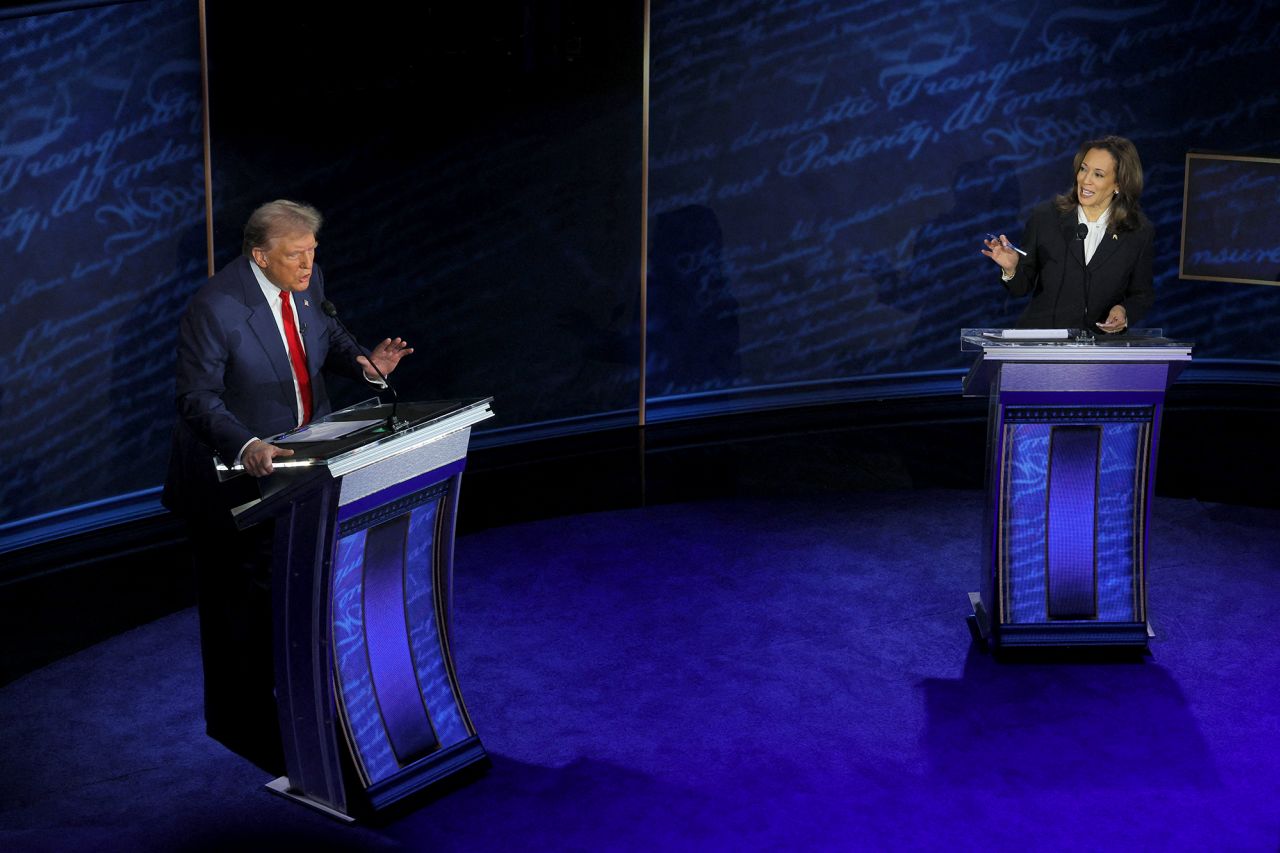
[962,332,1191,649]
[322,456,481,810]
[228,399,493,819]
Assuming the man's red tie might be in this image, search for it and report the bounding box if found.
[279,291,313,424]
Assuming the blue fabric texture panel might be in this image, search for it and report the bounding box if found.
[405,500,471,748]
[1004,424,1051,624]
[1046,427,1099,619]
[331,528,399,784]
[362,516,439,765]
[1004,421,1145,625]
[1096,423,1142,621]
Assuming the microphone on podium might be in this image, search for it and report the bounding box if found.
[321,299,404,430]
[1073,223,1092,339]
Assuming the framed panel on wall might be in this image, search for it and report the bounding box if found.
[1181,152,1280,287]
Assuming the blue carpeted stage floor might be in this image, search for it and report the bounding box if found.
[2,489,1278,850]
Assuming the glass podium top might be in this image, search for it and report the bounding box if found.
[961,329,1193,362]
[215,397,494,477]
[219,397,494,528]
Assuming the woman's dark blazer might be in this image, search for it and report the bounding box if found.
[1003,200,1154,329]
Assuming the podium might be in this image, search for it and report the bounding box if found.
[961,330,1191,649]
[223,398,494,819]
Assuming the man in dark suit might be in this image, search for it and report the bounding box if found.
[983,135,1155,331]
[163,200,411,771]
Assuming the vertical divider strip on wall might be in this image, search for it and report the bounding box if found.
[197,0,214,275]
[639,0,650,429]
[638,0,651,504]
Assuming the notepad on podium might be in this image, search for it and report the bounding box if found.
[984,329,1070,340]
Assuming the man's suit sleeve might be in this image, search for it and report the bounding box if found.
[174,290,256,464]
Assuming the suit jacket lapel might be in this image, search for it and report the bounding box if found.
[1059,210,1086,270]
[1087,226,1123,270]
[236,259,298,402]
[295,293,324,373]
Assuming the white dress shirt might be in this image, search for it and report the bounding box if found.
[237,263,383,464]
[250,262,310,428]
[1077,204,1111,265]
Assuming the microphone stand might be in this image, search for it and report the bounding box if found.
[321,300,407,432]
[1075,265,1095,342]
[1074,222,1095,343]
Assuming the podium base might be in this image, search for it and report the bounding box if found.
[265,776,356,823]
[967,593,1155,649]
[366,736,489,811]
[967,591,990,641]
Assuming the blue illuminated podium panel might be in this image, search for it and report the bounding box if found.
[961,332,1191,649]
[226,398,494,819]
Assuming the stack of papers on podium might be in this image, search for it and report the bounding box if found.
[272,419,385,443]
[992,329,1070,340]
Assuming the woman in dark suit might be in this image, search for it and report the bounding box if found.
[983,135,1154,332]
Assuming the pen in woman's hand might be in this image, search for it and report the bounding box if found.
[985,233,1027,256]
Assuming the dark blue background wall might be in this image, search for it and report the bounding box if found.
[645,0,1280,417]
[0,0,204,536]
[3,0,1279,546]
[202,1,646,442]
